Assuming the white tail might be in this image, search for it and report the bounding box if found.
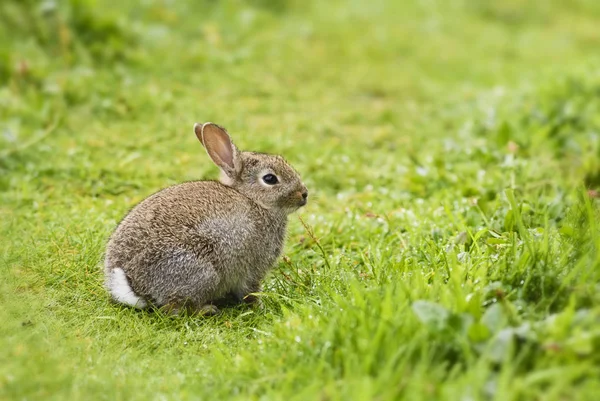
[106,268,148,308]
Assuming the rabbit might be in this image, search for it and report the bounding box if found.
[104,122,308,315]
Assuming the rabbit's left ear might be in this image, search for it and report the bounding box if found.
[194,122,240,178]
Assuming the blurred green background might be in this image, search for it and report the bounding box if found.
[1,0,600,400]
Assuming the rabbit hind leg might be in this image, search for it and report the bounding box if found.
[155,253,223,316]
[160,301,219,316]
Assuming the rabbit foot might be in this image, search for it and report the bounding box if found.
[212,291,260,307]
[241,294,265,311]
[198,304,220,316]
[160,303,220,316]
[242,293,259,304]
[160,303,186,316]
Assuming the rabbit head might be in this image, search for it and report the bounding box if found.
[194,122,308,214]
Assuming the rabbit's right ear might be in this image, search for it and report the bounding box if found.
[194,122,240,178]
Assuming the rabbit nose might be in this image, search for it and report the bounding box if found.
[301,191,308,200]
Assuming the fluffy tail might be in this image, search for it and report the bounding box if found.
[106,268,148,309]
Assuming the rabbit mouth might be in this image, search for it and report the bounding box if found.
[282,198,307,213]
[280,189,308,212]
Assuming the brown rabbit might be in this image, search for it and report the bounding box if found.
[104,123,308,315]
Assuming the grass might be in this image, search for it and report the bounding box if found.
[1,0,600,399]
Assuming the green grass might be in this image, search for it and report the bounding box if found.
[2,0,600,399]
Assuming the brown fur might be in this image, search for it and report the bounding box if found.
[104,123,307,313]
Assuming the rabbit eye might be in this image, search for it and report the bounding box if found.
[262,174,279,185]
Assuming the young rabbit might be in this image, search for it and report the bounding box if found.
[104,122,308,315]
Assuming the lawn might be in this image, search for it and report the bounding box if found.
[1,0,600,400]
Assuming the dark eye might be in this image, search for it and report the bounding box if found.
[262,174,279,185]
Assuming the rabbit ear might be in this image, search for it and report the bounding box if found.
[194,122,240,177]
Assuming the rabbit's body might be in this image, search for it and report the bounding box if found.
[104,123,307,314]
[105,181,286,309]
